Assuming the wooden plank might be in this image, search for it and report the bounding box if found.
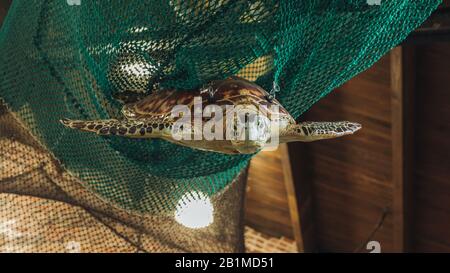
[245,143,317,252]
[245,149,296,239]
[411,43,450,252]
[390,46,415,252]
[286,143,317,252]
[279,144,304,252]
[290,53,393,252]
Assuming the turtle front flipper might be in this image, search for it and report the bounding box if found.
[60,118,166,138]
[279,121,361,143]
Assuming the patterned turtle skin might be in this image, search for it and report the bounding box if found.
[61,76,361,154]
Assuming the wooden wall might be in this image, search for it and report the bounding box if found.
[411,44,450,252]
[289,54,395,252]
[245,50,395,252]
[246,2,450,252]
[246,150,294,239]
[247,44,450,253]
[247,45,450,253]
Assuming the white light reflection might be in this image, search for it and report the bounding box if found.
[120,62,153,77]
[175,191,214,229]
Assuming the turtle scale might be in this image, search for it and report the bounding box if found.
[122,76,293,122]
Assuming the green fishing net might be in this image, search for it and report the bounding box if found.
[0,0,440,252]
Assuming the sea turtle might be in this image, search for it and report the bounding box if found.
[61,76,361,154]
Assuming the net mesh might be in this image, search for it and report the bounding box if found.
[0,0,440,252]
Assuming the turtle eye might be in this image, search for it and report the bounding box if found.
[238,112,256,124]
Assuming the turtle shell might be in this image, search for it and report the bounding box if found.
[122,76,292,120]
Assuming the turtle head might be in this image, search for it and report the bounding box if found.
[280,121,362,143]
[228,106,272,154]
